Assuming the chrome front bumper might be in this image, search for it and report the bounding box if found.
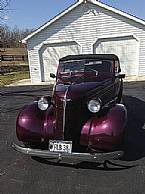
[12,143,124,162]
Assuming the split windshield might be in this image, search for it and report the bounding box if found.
[59,60,113,74]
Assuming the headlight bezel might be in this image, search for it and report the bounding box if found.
[88,98,102,113]
[37,97,50,111]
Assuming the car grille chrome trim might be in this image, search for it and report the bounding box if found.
[62,86,71,137]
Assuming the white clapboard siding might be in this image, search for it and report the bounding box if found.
[26,2,145,82]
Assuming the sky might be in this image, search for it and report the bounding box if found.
[2,0,145,30]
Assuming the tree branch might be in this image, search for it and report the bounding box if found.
[0,0,10,20]
[0,0,9,9]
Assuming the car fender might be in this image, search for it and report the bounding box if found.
[16,102,55,142]
[80,104,127,150]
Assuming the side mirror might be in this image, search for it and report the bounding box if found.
[50,73,56,78]
[118,68,121,73]
[115,74,125,79]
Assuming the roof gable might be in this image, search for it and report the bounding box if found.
[22,0,145,43]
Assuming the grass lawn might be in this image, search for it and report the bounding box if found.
[0,71,30,86]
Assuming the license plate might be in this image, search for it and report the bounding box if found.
[49,140,72,154]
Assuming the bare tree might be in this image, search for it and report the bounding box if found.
[0,0,10,20]
[0,25,34,48]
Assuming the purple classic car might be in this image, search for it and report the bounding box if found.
[13,54,127,162]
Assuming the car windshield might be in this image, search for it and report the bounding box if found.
[59,60,113,74]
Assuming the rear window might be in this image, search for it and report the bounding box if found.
[84,61,113,73]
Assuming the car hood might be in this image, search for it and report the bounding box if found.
[53,79,112,100]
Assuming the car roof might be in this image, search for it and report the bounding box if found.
[59,54,119,62]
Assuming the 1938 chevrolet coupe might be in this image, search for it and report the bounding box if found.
[13,54,127,162]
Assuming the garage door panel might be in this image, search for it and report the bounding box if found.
[95,38,138,76]
[41,42,81,81]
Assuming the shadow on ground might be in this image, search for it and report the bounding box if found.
[122,95,145,161]
[32,156,136,171]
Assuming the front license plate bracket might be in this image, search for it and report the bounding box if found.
[49,140,72,154]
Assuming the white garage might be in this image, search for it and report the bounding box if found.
[23,0,145,83]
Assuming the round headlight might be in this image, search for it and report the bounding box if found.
[38,97,49,111]
[88,99,101,113]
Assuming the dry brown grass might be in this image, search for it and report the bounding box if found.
[0,71,30,86]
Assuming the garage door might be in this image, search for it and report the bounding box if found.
[41,42,81,81]
[94,36,139,76]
